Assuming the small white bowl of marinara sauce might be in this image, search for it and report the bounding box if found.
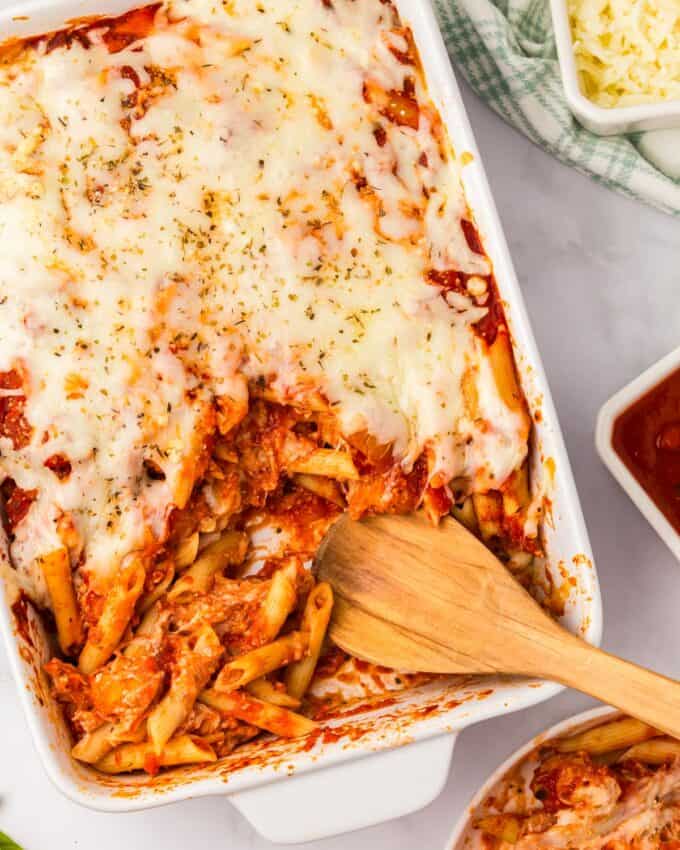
[596,346,680,560]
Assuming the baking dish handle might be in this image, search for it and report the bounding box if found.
[229,732,457,844]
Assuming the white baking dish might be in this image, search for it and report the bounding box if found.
[550,0,680,136]
[444,705,618,850]
[596,346,680,562]
[0,0,601,842]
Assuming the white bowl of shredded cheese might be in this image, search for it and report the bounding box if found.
[551,0,680,135]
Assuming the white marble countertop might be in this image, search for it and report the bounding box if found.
[2,66,680,850]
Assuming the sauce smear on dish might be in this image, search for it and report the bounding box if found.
[612,367,680,533]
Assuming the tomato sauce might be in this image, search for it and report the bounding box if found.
[0,369,32,450]
[425,215,506,347]
[44,453,72,480]
[1,478,37,531]
[612,366,680,534]
[23,4,160,56]
[11,592,35,648]
[362,79,419,130]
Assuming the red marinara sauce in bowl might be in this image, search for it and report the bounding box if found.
[612,366,680,535]
[597,347,680,560]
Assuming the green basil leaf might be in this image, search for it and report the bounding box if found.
[0,831,23,850]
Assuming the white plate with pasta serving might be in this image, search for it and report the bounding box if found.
[447,706,680,850]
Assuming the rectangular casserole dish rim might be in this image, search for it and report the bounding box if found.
[0,0,602,833]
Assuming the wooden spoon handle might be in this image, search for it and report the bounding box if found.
[516,627,680,740]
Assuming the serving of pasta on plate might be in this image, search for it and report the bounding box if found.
[463,713,680,850]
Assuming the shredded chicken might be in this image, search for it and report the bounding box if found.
[473,750,680,850]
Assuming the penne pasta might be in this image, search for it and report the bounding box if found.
[147,684,199,757]
[174,531,200,570]
[95,735,216,774]
[78,555,146,674]
[472,491,502,541]
[461,366,480,420]
[506,549,534,572]
[285,582,333,699]
[38,547,83,655]
[556,717,660,755]
[138,559,175,614]
[132,601,163,641]
[451,496,479,534]
[246,677,301,709]
[488,330,528,422]
[293,473,345,507]
[473,815,521,844]
[167,532,247,602]
[214,631,308,692]
[256,563,298,643]
[199,688,317,738]
[619,737,680,765]
[147,623,222,754]
[288,448,359,481]
[72,721,146,764]
[120,612,169,677]
[72,722,118,764]
[502,461,530,517]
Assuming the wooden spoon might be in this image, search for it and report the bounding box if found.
[318,512,680,739]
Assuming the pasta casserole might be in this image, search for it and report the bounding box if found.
[0,0,541,775]
[466,714,680,849]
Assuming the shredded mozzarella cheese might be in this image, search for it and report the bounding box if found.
[569,0,680,107]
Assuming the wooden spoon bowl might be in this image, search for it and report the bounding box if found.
[318,512,680,739]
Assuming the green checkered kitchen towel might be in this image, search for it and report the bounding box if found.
[434,0,680,216]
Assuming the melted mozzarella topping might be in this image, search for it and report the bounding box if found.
[0,0,526,604]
